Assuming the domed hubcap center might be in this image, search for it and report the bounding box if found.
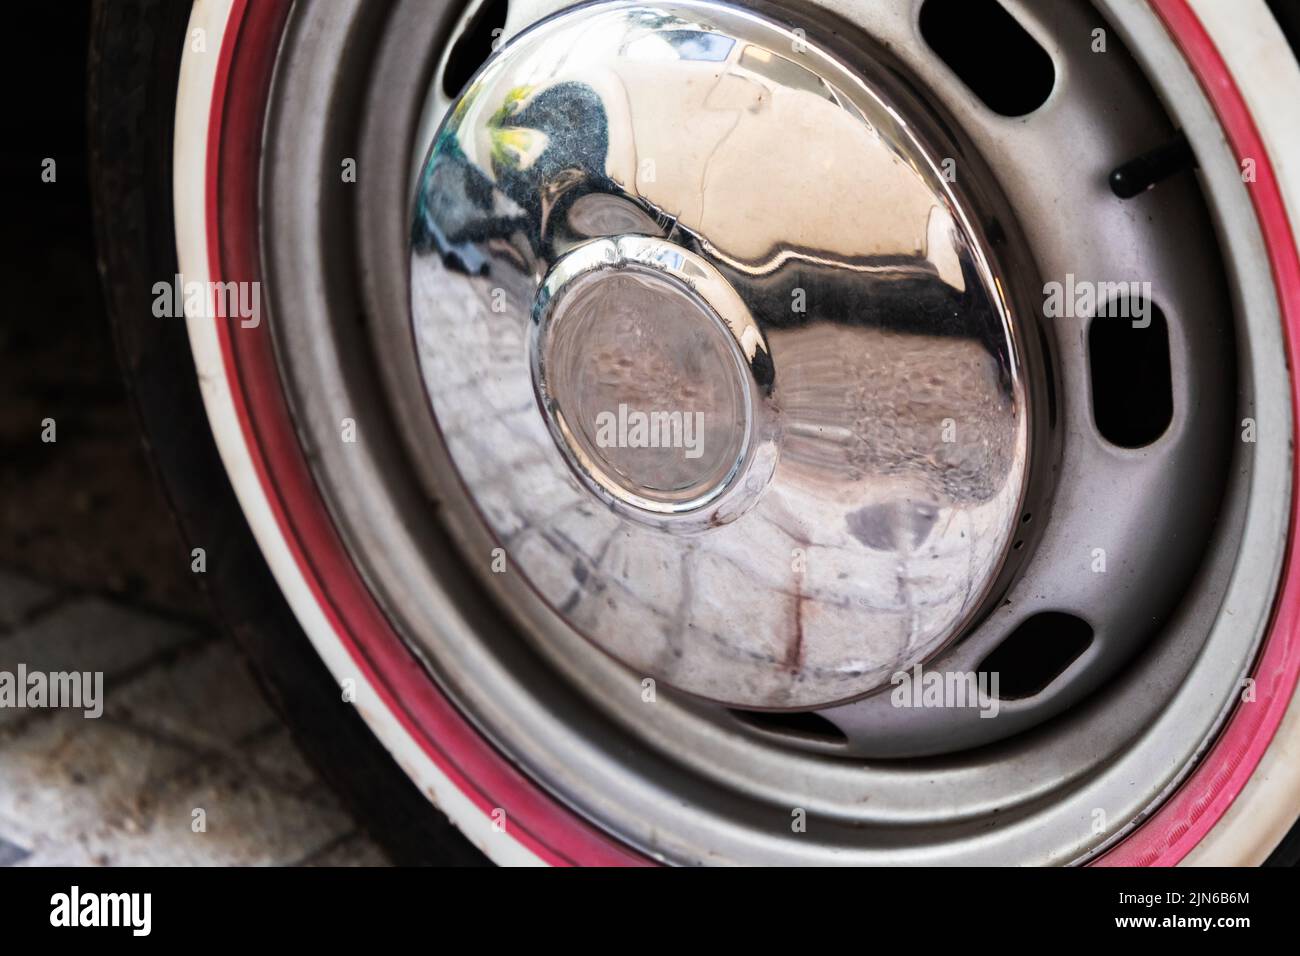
[532,237,762,519]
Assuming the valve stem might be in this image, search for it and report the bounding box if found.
[1109,132,1197,199]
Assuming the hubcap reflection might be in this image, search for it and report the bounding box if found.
[410,0,1043,708]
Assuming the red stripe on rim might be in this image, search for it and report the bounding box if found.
[1096,0,1300,866]
[205,0,649,866]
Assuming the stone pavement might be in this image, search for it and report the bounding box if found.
[0,566,389,867]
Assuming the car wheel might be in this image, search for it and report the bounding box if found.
[100,0,1300,864]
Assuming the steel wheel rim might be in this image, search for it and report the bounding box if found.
[189,0,1289,868]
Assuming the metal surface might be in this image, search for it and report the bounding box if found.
[409,0,1038,708]
[530,237,772,521]
[254,0,1288,863]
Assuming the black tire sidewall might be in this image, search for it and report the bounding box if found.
[87,0,485,867]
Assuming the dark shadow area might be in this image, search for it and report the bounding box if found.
[0,2,197,613]
[978,612,1093,701]
[919,0,1055,117]
[1088,302,1173,449]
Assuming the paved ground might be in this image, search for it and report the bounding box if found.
[0,13,389,868]
[0,567,389,867]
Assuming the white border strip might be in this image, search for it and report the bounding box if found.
[1181,0,1300,866]
[173,0,543,866]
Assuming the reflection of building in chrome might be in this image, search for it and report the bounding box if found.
[409,3,1043,709]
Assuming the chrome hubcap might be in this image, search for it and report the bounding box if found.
[410,0,1041,708]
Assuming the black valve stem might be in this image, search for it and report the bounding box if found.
[1109,133,1197,199]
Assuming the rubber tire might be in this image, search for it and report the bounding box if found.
[86,0,485,867]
